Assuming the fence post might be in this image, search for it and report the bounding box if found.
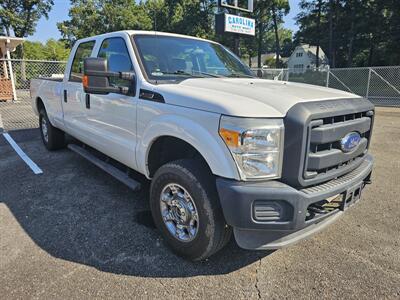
[5,52,18,102]
[326,66,330,87]
[366,68,371,99]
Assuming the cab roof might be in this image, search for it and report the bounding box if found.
[77,30,217,45]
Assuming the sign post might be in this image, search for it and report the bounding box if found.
[215,0,254,56]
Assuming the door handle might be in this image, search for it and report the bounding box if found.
[63,90,67,103]
[85,94,90,109]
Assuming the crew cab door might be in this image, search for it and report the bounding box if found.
[83,36,138,169]
[62,40,96,141]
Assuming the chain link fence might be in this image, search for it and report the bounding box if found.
[0,59,66,131]
[0,59,399,132]
[252,66,400,107]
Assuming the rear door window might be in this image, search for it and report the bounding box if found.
[97,37,134,88]
[69,41,95,82]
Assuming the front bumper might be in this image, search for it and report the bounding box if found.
[216,154,373,250]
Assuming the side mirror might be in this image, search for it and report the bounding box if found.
[83,57,136,95]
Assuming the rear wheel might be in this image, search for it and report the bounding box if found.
[150,159,232,261]
[39,109,66,150]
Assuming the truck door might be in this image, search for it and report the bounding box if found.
[62,40,95,142]
[83,36,138,169]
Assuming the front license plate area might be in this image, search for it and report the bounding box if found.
[342,182,364,210]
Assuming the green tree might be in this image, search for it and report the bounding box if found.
[143,0,216,38]
[42,39,70,60]
[22,41,46,59]
[241,0,292,69]
[58,0,219,47]
[0,0,54,37]
[21,39,70,60]
[295,0,327,67]
[295,0,400,67]
[57,0,153,44]
[265,26,293,59]
[270,0,290,67]
[252,0,271,68]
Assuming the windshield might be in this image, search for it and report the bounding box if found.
[133,35,254,81]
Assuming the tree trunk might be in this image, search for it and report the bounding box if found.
[347,1,356,67]
[331,0,340,67]
[328,0,334,67]
[347,19,355,67]
[272,5,280,68]
[257,22,263,69]
[315,0,322,68]
[368,37,374,66]
[233,34,240,56]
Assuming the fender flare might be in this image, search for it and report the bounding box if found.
[137,114,240,180]
[34,97,44,115]
[35,96,57,126]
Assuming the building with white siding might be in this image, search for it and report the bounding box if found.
[287,44,329,73]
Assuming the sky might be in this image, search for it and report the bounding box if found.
[28,0,301,42]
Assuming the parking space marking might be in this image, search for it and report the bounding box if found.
[2,132,43,175]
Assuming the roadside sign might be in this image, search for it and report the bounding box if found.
[216,13,255,36]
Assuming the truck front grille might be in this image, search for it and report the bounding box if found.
[304,111,373,182]
[281,98,375,188]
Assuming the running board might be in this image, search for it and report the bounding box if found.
[68,144,141,191]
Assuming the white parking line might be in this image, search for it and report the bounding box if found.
[2,132,43,175]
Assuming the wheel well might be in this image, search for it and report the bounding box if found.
[147,136,210,177]
[36,97,45,113]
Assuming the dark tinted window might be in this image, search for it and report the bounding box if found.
[69,41,95,82]
[98,37,134,88]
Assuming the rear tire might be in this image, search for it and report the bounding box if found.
[39,109,66,150]
[150,159,232,261]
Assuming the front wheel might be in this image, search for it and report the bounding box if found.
[39,109,66,150]
[150,159,232,261]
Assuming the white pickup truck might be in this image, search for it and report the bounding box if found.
[31,31,374,261]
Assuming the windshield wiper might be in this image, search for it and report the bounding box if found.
[159,70,222,78]
[192,71,223,78]
[157,70,205,78]
[227,72,255,78]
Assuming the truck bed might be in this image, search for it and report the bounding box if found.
[37,77,63,82]
[36,75,64,82]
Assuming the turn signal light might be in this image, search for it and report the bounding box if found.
[82,75,89,88]
[219,128,240,147]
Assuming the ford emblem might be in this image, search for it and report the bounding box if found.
[340,132,361,153]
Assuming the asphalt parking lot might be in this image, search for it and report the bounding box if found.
[1,107,399,299]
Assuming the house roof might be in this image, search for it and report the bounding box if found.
[294,44,326,59]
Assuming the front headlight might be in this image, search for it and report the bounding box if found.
[219,116,284,180]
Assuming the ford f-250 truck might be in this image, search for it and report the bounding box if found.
[31,31,374,261]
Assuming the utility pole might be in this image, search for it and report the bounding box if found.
[233,34,240,56]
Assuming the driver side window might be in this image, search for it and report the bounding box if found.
[97,37,134,88]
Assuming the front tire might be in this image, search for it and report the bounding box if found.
[150,159,232,261]
[39,109,66,150]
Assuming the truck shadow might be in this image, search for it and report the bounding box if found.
[1,129,272,278]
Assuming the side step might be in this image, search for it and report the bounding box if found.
[68,144,141,191]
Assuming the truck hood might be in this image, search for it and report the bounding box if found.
[154,78,361,118]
